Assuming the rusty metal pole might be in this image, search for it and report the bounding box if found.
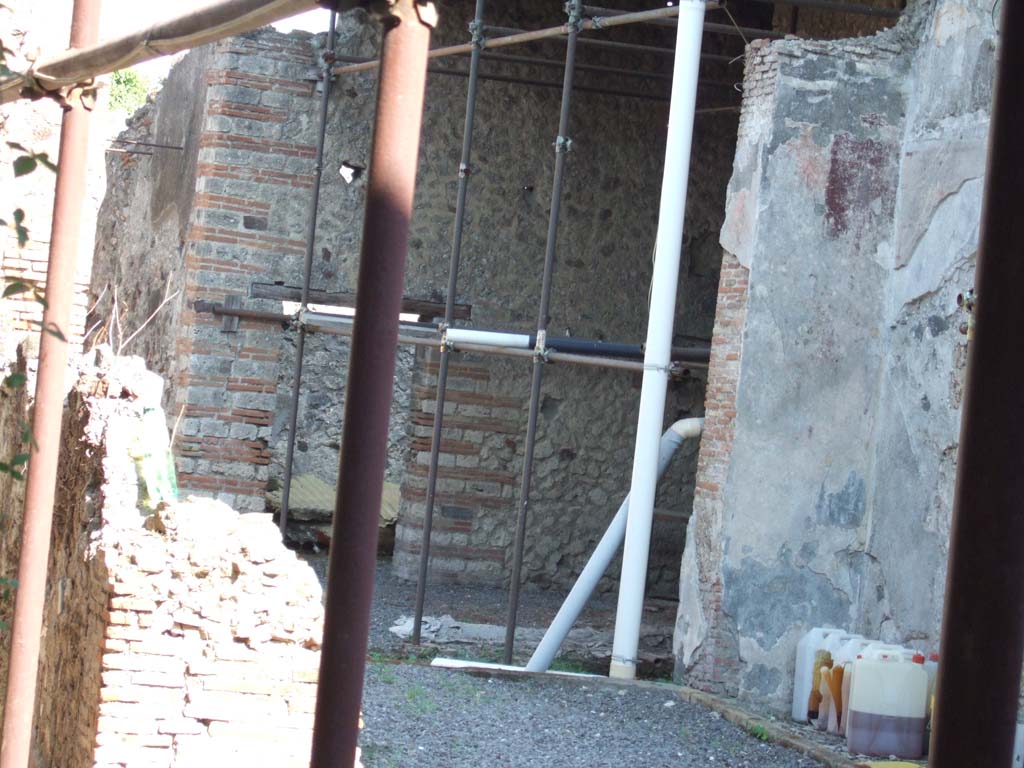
[309,2,434,767]
[0,1,100,766]
[930,2,1024,766]
[279,10,337,536]
[412,0,487,645]
[503,0,583,665]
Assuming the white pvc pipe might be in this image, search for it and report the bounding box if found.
[445,327,532,349]
[609,0,706,681]
[526,418,703,672]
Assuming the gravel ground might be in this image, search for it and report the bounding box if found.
[301,555,826,767]
[360,663,825,768]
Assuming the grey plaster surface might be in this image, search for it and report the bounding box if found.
[676,0,994,712]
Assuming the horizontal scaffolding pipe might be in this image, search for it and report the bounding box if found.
[0,0,323,103]
[475,51,674,81]
[193,301,710,362]
[582,5,784,38]
[427,64,673,102]
[192,302,709,371]
[481,25,735,63]
[338,50,675,83]
[332,4,730,78]
[334,54,732,102]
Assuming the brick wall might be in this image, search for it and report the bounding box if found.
[394,347,525,585]
[172,32,319,512]
[0,351,329,766]
[677,251,749,696]
[93,500,323,767]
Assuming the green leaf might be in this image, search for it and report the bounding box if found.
[34,153,57,173]
[2,281,30,298]
[5,141,27,153]
[15,224,27,248]
[12,155,36,177]
[13,209,24,224]
[33,291,47,309]
[2,373,26,389]
[10,453,28,467]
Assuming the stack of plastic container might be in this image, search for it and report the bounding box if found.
[792,628,935,760]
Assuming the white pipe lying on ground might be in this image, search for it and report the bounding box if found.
[610,0,707,681]
[526,418,704,673]
[444,327,532,349]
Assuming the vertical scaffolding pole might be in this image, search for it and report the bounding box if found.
[279,11,337,535]
[309,2,434,766]
[930,2,1024,765]
[412,0,487,645]
[503,0,583,665]
[610,0,706,681]
[0,2,100,766]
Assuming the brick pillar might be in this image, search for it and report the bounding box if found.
[678,250,748,696]
[173,34,319,512]
[394,346,525,585]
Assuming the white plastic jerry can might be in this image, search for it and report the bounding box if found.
[846,649,928,759]
[792,627,843,722]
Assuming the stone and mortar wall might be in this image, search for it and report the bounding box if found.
[94,0,747,591]
[89,45,214,418]
[772,0,905,39]
[675,0,995,711]
[0,351,327,766]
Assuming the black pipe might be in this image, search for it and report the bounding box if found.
[504,0,583,665]
[279,13,337,536]
[412,0,487,646]
[582,5,785,38]
[930,2,1024,766]
[309,2,434,766]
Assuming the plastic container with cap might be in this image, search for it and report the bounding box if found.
[847,648,928,759]
[792,627,843,722]
[842,644,908,737]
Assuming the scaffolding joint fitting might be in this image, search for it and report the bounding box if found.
[554,135,574,154]
[468,19,487,49]
[534,330,549,362]
[356,0,438,28]
[439,323,450,352]
[565,1,584,33]
[458,162,473,179]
